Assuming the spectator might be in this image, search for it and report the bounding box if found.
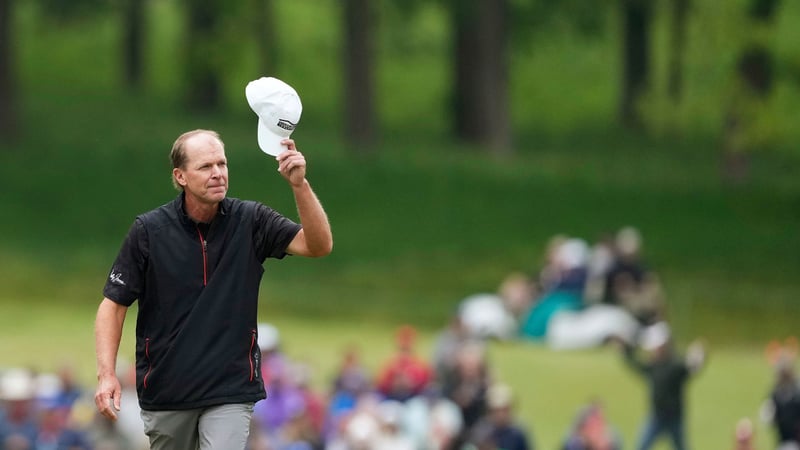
[326,344,372,443]
[0,368,38,449]
[563,401,622,450]
[520,238,589,340]
[733,418,756,450]
[404,388,463,450]
[583,234,616,304]
[290,362,326,448]
[458,293,518,341]
[443,341,491,447]
[34,401,93,450]
[614,322,706,450]
[498,272,538,322]
[375,325,433,402]
[372,400,415,450]
[331,345,372,401]
[252,322,307,438]
[53,362,84,410]
[467,383,533,450]
[760,340,800,448]
[325,397,381,450]
[271,409,317,450]
[457,271,538,341]
[432,313,473,389]
[602,227,658,322]
[535,234,570,293]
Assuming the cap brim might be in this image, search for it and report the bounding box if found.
[257,119,290,156]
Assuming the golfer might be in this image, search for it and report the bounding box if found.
[93,128,332,450]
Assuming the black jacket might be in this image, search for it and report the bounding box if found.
[103,194,301,410]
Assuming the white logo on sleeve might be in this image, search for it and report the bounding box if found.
[109,271,127,286]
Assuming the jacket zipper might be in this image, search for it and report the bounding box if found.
[196,227,208,286]
[143,338,152,389]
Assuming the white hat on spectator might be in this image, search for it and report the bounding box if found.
[377,400,406,426]
[640,321,671,351]
[0,368,36,401]
[257,323,280,351]
[35,372,63,401]
[556,238,590,270]
[487,383,514,409]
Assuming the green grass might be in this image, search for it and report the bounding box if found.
[0,299,781,450]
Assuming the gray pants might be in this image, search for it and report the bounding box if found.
[140,403,254,450]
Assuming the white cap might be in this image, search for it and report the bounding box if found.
[257,323,280,351]
[0,368,36,401]
[245,77,302,156]
[639,321,671,351]
[556,238,590,270]
[487,383,514,409]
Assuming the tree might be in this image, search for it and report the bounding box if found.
[667,0,690,102]
[251,0,278,76]
[0,0,17,140]
[450,0,511,154]
[618,0,653,129]
[122,0,146,89]
[183,0,225,110]
[721,0,781,183]
[342,0,377,151]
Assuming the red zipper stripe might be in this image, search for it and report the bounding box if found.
[249,331,256,382]
[143,338,152,389]
[196,227,208,286]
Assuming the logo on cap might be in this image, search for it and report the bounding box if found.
[276,119,297,131]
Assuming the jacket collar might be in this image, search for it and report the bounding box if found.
[174,192,228,226]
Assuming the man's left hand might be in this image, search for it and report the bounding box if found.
[276,139,307,187]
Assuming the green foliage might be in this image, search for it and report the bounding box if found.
[3,0,800,342]
[33,0,113,23]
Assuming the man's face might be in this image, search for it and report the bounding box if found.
[174,135,229,204]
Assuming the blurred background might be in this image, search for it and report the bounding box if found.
[1,0,799,449]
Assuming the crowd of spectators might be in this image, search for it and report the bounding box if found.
[0,321,534,450]
[2,227,799,449]
[457,226,664,350]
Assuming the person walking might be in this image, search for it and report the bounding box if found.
[614,322,706,450]
[93,127,332,450]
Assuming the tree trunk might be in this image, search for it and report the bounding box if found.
[184,0,222,110]
[0,0,18,140]
[122,0,145,90]
[720,0,780,184]
[342,0,376,151]
[252,0,277,76]
[452,0,511,154]
[667,0,689,102]
[619,0,652,129]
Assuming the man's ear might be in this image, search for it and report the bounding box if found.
[173,168,187,187]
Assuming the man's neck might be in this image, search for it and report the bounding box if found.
[184,196,219,224]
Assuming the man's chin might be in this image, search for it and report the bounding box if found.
[208,189,227,201]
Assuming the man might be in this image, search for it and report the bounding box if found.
[475,383,532,450]
[93,129,332,450]
[760,353,800,449]
[615,322,706,450]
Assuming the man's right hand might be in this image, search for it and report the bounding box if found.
[95,374,122,421]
